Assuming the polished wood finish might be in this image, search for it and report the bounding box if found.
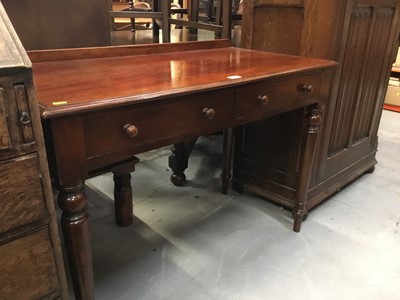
[2,0,111,50]
[0,3,68,299]
[30,41,335,298]
[235,0,400,220]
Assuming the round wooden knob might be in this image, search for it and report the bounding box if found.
[123,124,139,138]
[202,107,215,120]
[300,84,314,93]
[257,95,269,106]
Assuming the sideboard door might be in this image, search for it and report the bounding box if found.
[235,0,400,210]
[320,0,400,181]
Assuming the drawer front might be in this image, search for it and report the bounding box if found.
[0,227,60,299]
[0,154,47,234]
[84,90,234,158]
[235,73,322,120]
[0,79,36,158]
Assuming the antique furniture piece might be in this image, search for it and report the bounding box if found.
[0,3,68,299]
[234,0,400,218]
[2,0,111,50]
[28,40,335,299]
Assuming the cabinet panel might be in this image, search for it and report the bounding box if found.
[252,7,303,55]
[0,154,47,234]
[328,5,395,156]
[0,228,60,299]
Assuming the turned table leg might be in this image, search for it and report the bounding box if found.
[57,181,94,300]
[112,157,139,227]
[221,128,234,194]
[293,104,321,232]
[169,139,197,186]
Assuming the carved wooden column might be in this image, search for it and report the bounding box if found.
[293,104,321,232]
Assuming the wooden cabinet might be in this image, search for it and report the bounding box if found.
[0,3,68,299]
[234,0,400,216]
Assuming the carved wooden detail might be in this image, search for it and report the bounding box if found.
[235,0,400,219]
[328,5,396,156]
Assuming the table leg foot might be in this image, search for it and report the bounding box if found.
[221,178,229,195]
[169,140,197,186]
[170,172,187,186]
[293,210,304,233]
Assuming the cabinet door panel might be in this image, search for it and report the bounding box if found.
[324,1,399,177]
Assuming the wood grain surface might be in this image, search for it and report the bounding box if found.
[32,47,336,118]
[0,155,46,235]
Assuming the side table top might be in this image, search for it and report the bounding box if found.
[31,43,337,118]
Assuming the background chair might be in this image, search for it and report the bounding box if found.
[109,0,171,42]
[168,0,238,39]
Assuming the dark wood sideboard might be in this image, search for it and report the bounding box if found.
[0,3,68,300]
[233,0,400,216]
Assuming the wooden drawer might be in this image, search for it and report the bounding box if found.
[84,90,234,158]
[0,81,36,158]
[0,154,47,234]
[0,227,60,299]
[235,73,322,120]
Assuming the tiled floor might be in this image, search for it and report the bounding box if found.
[69,110,400,300]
